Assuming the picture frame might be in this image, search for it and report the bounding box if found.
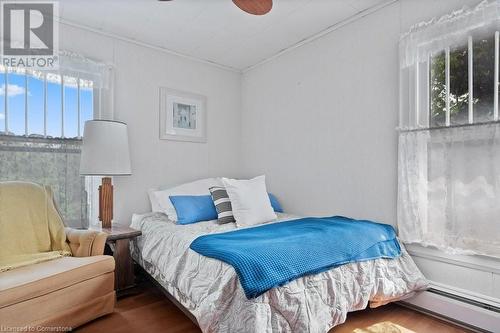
[159,87,207,143]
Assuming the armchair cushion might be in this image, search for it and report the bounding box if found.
[0,256,115,327]
[0,256,115,309]
[65,228,107,257]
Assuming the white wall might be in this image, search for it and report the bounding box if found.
[241,0,481,225]
[240,0,500,303]
[59,23,242,224]
[242,2,400,224]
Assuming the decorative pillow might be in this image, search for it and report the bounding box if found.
[209,187,283,224]
[221,175,277,227]
[169,195,218,225]
[148,189,162,212]
[153,178,223,221]
[209,186,236,224]
[268,193,284,213]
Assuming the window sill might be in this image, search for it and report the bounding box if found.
[405,243,500,275]
[406,243,500,308]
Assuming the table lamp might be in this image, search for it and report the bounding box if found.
[80,120,132,228]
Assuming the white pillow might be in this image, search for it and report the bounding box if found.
[222,175,277,227]
[148,189,162,212]
[153,178,223,221]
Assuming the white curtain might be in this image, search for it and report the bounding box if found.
[398,124,500,257]
[58,50,113,90]
[398,0,500,257]
[59,50,114,120]
[0,136,86,228]
[0,51,113,228]
[399,0,500,74]
[399,0,500,130]
[59,51,115,227]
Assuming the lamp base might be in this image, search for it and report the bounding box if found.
[98,177,113,228]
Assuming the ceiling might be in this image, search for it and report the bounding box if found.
[58,0,390,71]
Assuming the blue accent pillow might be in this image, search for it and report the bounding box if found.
[169,195,218,225]
[268,193,284,213]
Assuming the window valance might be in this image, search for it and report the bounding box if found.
[400,0,500,69]
[58,50,113,90]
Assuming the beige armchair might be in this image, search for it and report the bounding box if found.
[0,182,115,330]
[65,227,108,257]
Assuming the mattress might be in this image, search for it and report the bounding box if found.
[130,212,428,333]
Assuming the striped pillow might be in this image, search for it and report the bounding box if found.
[209,186,235,224]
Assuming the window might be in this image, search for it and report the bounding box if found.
[0,66,95,228]
[429,32,498,127]
[398,1,500,258]
[0,68,94,137]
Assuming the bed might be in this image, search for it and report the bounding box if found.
[130,212,428,333]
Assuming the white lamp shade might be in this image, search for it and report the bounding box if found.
[80,120,132,176]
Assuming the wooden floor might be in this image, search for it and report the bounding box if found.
[77,283,472,333]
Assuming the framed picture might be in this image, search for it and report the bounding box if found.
[159,87,207,143]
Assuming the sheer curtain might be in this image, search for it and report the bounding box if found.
[0,136,86,228]
[399,0,500,75]
[398,0,500,257]
[0,51,113,228]
[59,51,115,227]
[59,50,114,118]
[398,124,500,257]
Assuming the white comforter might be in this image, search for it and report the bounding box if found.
[130,213,428,333]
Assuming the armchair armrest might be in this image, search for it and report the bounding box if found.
[65,228,108,257]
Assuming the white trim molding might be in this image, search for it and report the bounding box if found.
[53,1,397,74]
[243,0,397,72]
[400,291,500,332]
[406,243,500,330]
[406,244,500,276]
[56,17,241,73]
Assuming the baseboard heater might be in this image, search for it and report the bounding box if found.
[400,288,500,332]
[430,288,500,313]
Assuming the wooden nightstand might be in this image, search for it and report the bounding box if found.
[95,225,142,296]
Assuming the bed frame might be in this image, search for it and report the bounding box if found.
[135,264,200,327]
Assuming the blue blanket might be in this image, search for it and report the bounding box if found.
[190,216,401,299]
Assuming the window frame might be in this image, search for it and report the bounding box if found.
[423,31,500,130]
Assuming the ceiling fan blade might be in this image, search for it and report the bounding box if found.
[232,0,273,15]
[157,0,273,16]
